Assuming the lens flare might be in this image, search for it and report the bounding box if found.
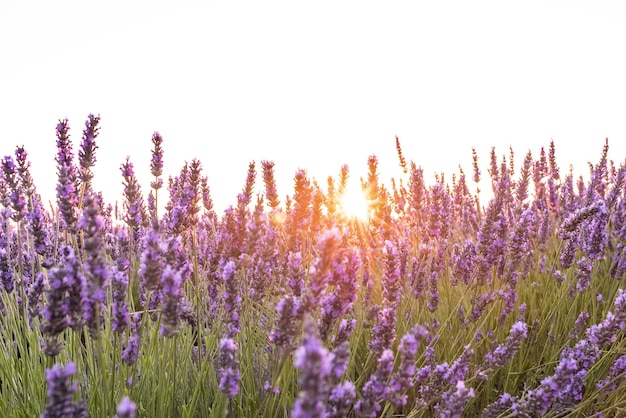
[339,187,370,221]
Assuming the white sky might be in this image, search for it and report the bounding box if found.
[1,1,626,213]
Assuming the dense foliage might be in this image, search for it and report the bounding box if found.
[1,116,625,417]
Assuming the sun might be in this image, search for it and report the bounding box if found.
[339,187,370,221]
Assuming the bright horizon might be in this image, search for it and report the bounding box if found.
[2,1,626,213]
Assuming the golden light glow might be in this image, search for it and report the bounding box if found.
[339,187,370,221]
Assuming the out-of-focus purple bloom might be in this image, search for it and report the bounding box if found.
[122,315,141,366]
[582,200,609,260]
[369,306,397,357]
[585,289,626,347]
[0,246,14,294]
[160,265,184,337]
[111,267,129,333]
[388,325,428,407]
[1,155,27,223]
[27,272,46,327]
[569,311,589,340]
[292,318,333,418]
[481,321,527,372]
[216,337,240,398]
[481,392,514,417]
[575,256,593,293]
[428,270,440,312]
[121,157,146,244]
[329,341,350,381]
[319,245,361,340]
[301,228,341,314]
[77,195,110,337]
[270,295,301,349]
[560,200,604,235]
[41,246,85,354]
[139,223,164,300]
[597,355,626,392]
[471,147,481,184]
[115,396,137,418]
[469,291,495,322]
[327,381,355,418]
[382,240,400,307]
[355,349,395,418]
[452,240,477,286]
[41,362,87,418]
[435,380,475,418]
[333,318,356,347]
[221,259,241,337]
[286,251,305,297]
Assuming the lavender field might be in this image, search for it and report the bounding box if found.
[1,115,625,417]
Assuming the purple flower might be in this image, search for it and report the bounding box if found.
[286,251,305,297]
[327,381,356,418]
[41,247,86,353]
[388,325,428,407]
[221,259,241,337]
[452,240,477,285]
[27,272,46,326]
[569,311,589,340]
[0,246,14,294]
[481,321,527,372]
[111,267,130,333]
[160,265,184,337]
[481,392,514,417]
[597,355,626,392]
[216,337,240,398]
[435,380,475,418]
[41,362,87,418]
[77,195,110,337]
[382,240,401,307]
[78,114,100,190]
[261,160,280,210]
[582,199,609,260]
[318,245,361,340]
[55,118,80,232]
[122,318,141,366]
[1,155,27,223]
[270,295,301,349]
[150,132,164,181]
[115,396,137,418]
[121,157,146,244]
[369,306,397,357]
[292,318,333,418]
[301,228,341,314]
[354,349,394,418]
[139,224,164,299]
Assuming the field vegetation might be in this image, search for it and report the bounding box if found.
[1,115,625,417]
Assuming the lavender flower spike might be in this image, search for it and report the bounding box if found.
[41,362,88,418]
[216,337,240,398]
[292,318,334,418]
[482,321,528,371]
[115,396,137,418]
[435,380,475,418]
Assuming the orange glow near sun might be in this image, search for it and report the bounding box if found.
[339,187,370,221]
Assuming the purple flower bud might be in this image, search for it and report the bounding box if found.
[115,396,137,418]
[216,337,240,398]
[41,362,87,418]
